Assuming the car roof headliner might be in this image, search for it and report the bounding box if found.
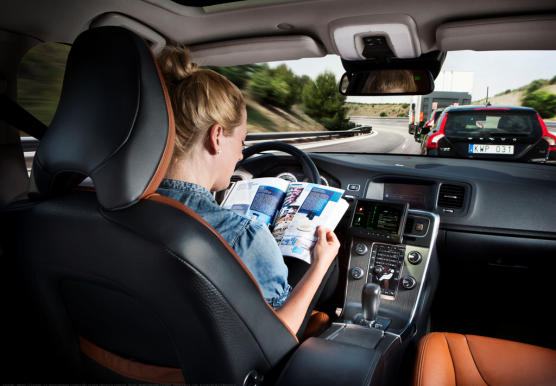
[1,0,556,57]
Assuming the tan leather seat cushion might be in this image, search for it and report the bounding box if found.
[413,332,556,386]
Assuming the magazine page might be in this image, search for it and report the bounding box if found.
[221,177,290,226]
[272,183,347,264]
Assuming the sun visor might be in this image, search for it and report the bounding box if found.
[189,36,326,67]
[328,15,421,61]
[437,14,556,51]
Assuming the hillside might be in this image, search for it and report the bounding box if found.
[345,102,407,117]
[473,84,556,106]
[244,93,326,133]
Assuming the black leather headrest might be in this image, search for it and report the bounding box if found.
[29,26,174,210]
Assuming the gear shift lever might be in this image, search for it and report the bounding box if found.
[362,283,381,322]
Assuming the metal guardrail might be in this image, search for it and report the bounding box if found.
[20,127,373,151]
[246,127,371,141]
[349,116,407,120]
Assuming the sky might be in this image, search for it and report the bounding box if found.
[273,51,556,103]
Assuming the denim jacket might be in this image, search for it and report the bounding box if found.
[156,178,292,309]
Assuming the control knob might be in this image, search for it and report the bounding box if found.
[352,267,365,280]
[407,251,422,265]
[374,265,383,275]
[355,243,368,255]
[402,276,417,289]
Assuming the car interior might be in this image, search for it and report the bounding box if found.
[1,1,556,385]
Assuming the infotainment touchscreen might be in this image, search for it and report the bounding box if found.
[383,183,431,210]
[349,199,409,244]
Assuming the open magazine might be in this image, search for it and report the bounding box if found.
[221,177,349,264]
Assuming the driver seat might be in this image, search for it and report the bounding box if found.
[0,27,299,383]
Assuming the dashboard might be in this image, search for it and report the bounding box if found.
[241,152,556,237]
[235,151,556,348]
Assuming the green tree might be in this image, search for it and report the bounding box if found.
[526,79,547,93]
[521,91,556,118]
[301,71,348,129]
[550,75,556,85]
[202,64,264,89]
[401,103,409,109]
[380,111,387,117]
[249,64,290,107]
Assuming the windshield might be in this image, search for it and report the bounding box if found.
[217,50,556,164]
[18,47,556,165]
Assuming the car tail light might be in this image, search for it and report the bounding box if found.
[426,113,448,149]
[424,114,434,128]
[474,108,510,110]
[537,113,556,152]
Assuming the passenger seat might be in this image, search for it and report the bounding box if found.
[413,332,556,386]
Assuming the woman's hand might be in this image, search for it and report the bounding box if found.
[312,226,340,270]
[275,225,340,334]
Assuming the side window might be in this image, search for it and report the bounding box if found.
[18,42,71,131]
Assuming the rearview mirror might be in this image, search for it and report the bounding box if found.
[339,69,435,96]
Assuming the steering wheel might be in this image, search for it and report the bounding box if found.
[238,141,321,184]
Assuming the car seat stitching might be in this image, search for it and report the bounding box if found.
[464,335,490,386]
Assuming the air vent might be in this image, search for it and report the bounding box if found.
[404,217,415,234]
[437,184,465,209]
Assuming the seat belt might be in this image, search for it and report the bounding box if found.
[0,93,47,140]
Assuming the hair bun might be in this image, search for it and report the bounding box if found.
[157,46,198,84]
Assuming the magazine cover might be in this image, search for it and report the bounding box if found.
[273,183,346,263]
[221,178,290,226]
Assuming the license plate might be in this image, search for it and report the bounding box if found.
[469,144,514,154]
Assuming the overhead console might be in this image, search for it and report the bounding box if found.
[328,14,421,61]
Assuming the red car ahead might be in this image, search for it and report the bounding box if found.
[420,105,556,162]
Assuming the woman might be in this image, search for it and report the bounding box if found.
[366,69,418,93]
[155,46,340,335]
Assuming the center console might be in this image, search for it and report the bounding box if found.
[341,198,439,339]
[276,197,440,385]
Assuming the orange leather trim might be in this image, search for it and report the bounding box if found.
[443,333,487,386]
[139,42,176,200]
[466,334,556,386]
[412,333,456,386]
[414,333,556,386]
[301,311,331,342]
[146,194,299,343]
[79,335,185,384]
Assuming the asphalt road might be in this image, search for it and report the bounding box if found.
[304,117,421,154]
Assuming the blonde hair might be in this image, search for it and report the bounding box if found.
[156,46,245,164]
[368,70,417,93]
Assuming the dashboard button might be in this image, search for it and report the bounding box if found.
[348,184,360,191]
